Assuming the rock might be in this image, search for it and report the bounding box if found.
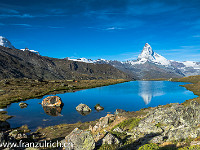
[115,109,126,115]
[42,96,63,107]
[94,104,104,111]
[113,127,123,133]
[76,103,91,112]
[190,141,200,146]
[9,129,28,139]
[62,128,95,150]
[102,133,121,145]
[0,121,10,131]
[90,114,115,132]
[19,102,28,108]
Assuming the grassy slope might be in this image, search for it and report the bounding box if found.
[171,75,200,106]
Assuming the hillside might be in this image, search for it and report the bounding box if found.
[0,46,132,80]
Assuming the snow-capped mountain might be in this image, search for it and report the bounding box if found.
[0,36,40,55]
[20,48,40,55]
[66,58,110,64]
[130,43,171,66]
[0,36,15,49]
[69,43,198,79]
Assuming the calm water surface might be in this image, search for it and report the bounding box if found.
[2,81,198,130]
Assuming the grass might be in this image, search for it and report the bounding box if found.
[36,121,97,141]
[0,111,13,121]
[111,118,141,131]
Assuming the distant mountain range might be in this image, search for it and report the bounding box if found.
[68,43,200,79]
[1,36,200,80]
[0,36,131,80]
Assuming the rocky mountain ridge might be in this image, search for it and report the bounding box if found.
[69,43,200,79]
[0,45,132,80]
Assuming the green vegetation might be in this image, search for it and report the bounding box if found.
[112,118,141,131]
[36,121,97,141]
[0,111,12,121]
[179,145,200,150]
[98,144,119,150]
[138,143,160,150]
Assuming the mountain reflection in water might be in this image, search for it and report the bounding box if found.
[139,81,165,105]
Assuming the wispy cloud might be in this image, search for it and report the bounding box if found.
[193,35,200,38]
[11,24,32,27]
[48,26,64,29]
[157,45,200,61]
[0,14,34,18]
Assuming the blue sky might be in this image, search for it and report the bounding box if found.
[0,0,200,61]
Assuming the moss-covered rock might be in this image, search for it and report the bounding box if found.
[62,128,95,150]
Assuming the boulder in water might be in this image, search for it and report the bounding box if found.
[76,103,91,112]
[19,102,28,108]
[94,104,104,111]
[42,96,63,107]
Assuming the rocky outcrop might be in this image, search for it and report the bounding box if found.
[42,96,62,107]
[19,102,28,108]
[89,114,115,133]
[76,104,91,112]
[126,101,200,145]
[102,133,121,145]
[94,104,104,111]
[61,128,95,150]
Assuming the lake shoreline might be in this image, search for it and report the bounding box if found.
[0,78,130,121]
[2,76,200,149]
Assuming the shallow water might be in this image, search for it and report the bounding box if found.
[3,81,198,130]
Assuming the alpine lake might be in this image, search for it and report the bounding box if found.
[1,81,198,131]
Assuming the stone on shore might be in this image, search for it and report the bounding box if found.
[102,133,121,145]
[115,109,126,115]
[61,128,95,150]
[42,96,62,107]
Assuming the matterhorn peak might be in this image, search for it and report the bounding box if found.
[134,43,171,66]
[138,43,154,60]
[0,36,15,49]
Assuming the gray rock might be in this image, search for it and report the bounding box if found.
[62,128,95,150]
[129,103,200,143]
[76,104,91,112]
[102,133,121,145]
[115,109,126,115]
[19,102,28,108]
[113,127,123,133]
